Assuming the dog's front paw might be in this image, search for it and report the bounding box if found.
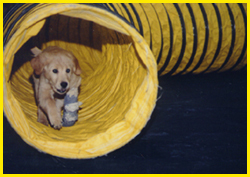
[50,119,62,130]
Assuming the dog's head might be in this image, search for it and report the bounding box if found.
[30,46,82,95]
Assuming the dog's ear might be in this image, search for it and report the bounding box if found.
[74,58,82,76]
[30,56,44,75]
[30,47,46,75]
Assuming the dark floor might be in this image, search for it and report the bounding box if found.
[3,70,247,174]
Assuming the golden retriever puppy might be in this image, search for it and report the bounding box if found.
[30,46,82,130]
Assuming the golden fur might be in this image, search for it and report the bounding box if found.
[30,46,82,129]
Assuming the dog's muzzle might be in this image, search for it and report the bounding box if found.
[57,82,68,94]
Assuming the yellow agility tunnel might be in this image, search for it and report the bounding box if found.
[3,3,247,159]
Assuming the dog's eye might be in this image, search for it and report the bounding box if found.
[66,69,70,73]
[52,69,58,74]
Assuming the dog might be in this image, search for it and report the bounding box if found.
[30,46,82,130]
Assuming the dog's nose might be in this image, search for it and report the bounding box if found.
[60,82,68,89]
